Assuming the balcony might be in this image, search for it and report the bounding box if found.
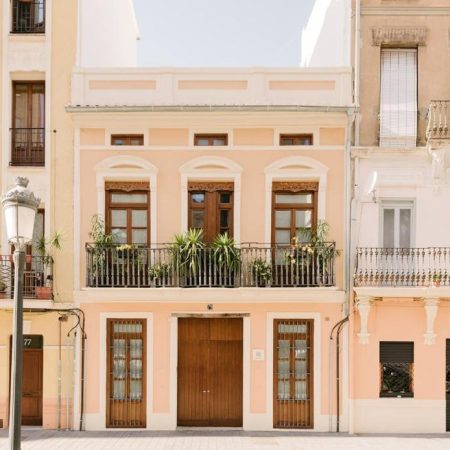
[85,243,337,289]
[11,128,45,166]
[354,247,450,287]
[0,255,53,300]
[11,0,45,34]
[426,101,450,142]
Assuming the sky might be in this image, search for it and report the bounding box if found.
[133,0,316,67]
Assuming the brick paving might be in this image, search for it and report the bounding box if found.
[0,430,450,450]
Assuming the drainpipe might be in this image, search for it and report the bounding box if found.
[330,316,349,432]
[58,316,62,430]
[65,334,71,430]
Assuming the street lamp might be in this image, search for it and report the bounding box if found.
[2,177,39,450]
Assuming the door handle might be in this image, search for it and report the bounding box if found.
[201,390,210,393]
[23,393,33,397]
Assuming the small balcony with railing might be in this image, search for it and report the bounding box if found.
[354,247,450,288]
[11,0,45,34]
[85,242,337,289]
[427,101,450,144]
[10,128,45,166]
[0,255,53,301]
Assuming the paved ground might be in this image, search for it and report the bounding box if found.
[0,430,449,450]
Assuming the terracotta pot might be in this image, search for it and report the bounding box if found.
[36,286,52,300]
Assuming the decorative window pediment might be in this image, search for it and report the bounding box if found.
[372,27,428,47]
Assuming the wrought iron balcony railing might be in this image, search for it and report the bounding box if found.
[11,128,45,166]
[85,242,337,288]
[427,101,450,141]
[0,255,53,300]
[355,247,450,287]
[11,0,45,34]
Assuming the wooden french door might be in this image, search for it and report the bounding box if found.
[177,318,243,427]
[9,335,43,425]
[106,319,146,428]
[446,339,450,432]
[273,319,313,428]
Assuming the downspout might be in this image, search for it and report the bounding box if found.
[330,317,349,432]
[58,316,62,430]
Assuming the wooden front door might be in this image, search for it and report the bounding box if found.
[10,335,44,425]
[106,319,146,428]
[22,348,43,425]
[273,319,313,429]
[446,339,450,432]
[177,318,243,427]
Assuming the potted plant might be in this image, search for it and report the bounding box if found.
[89,215,116,284]
[35,231,62,299]
[211,232,241,287]
[432,272,442,287]
[0,279,7,299]
[292,221,340,286]
[170,229,205,287]
[148,262,171,287]
[249,258,272,287]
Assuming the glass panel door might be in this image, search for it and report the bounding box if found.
[107,319,146,428]
[273,319,313,429]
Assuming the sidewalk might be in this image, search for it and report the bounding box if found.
[0,430,449,450]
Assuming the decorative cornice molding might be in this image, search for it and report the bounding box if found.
[372,26,428,47]
[272,181,319,192]
[363,6,450,17]
[187,181,234,192]
[105,181,150,192]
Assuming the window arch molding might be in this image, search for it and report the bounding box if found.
[95,155,158,244]
[179,156,243,243]
[264,156,328,244]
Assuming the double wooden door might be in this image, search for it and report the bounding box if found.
[177,318,243,427]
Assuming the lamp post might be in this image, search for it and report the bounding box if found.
[2,177,39,450]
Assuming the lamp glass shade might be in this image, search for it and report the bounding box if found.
[4,202,37,247]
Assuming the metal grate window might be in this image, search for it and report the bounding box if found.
[107,319,146,428]
[380,341,414,398]
[273,319,313,428]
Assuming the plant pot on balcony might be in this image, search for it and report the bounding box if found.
[36,286,52,300]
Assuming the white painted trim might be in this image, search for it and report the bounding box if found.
[94,155,158,244]
[179,156,243,243]
[265,312,322,431]
[85,312,153,431]
[168,315,251,430]
[264,156,329,244]
[74,287,345,304]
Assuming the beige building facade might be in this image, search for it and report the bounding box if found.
[0,0,138,431]
[351,0,450,433]
[69,67,353,431]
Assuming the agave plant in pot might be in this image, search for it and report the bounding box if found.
[170,229,205,287]
[211,232,241,287]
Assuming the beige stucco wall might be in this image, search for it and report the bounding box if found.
[81,301,343,428]
[50,0,78,304]
[358,0,450,146]
[0,312,76,429]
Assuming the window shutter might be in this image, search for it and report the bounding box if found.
[380,341,414,363]
[380,49,417,148]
